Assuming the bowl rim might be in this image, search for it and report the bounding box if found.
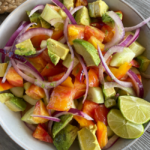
[0,0,150,150]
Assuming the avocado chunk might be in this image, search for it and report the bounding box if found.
[88,0,109,18]
[110,47,135,67]
[116,12,123,20]
[48,49,60,65]
[41,4,62,24]
[117,87,136,96]
[102,86,116,100]
[63,0,74,10]
[53,124,79,150]
[52,114,73,138]
[5,97,26,112]
[15,39,36,56]
[0,63,8,77]
[104,99,116,108]
[75,6,91,26]
[10,87,24,98]
[39,16,51,29]
[58,9,67,20]
[73,39,100,66]
[23,95,38,105]
[87,87,104,104]
[21,106,37,124]
[78,125,101,150]
[47,39,69,60]
[62,53,79,69]
[0,93,14,103]
[136,55,150,72]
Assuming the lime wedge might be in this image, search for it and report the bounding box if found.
[107,109,144,139]
[119,96,150,124]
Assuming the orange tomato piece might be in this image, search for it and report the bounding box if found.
[51,30,63,40]
[0,78,14,92]
[6,67,23,87]
[75,0,88,7]
[97,121,108,149]
[33,124,53,143]
[41,49,52,64]
[61,76,74,88]
[48,72,65,82]
[130,60,140,68]
[48,4,60,12]
[26,84,45,100]
[47,86,74,111]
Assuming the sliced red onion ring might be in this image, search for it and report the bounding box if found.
[141,72,150,79]
[104,82,136,96]
[58,36,66,44]
[2,61,12,83]
[51,0,77,24]
[103,135,119,150]
[50,18,64,26]
[29,5,45,17]
[99,64,105,84]
[24,122,36,132]
[104,11,125,51]
[125,17,150,32]
[118,34,133,47]
[31,115,60,122]
[75,54,89,103]
[125,28,140,47]
[98,46,132,88]
[127,70,144,98]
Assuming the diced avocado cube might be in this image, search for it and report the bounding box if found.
[73,39,100,66]
[58,9,67,20]
[87,87,104,104]
[104,99,116,108]
[129,41,145,57]
[116,12,123,20]
[117,87,136,96]
[10,87,24,98]
[52,114,73,138]
[0,93,14,103]
[88,2,95,18]
[21,106,38,124]
[15,39,36,56]
[24,82,32,91]
[62,53,79,69]
[23,95,38,105]
[63,0,74,10]
[136,55,150,72]
[75,6,91,26]
[102,86,116,100]
[0,63,8,77]
[39,16,51,29]
[41,4,62,24]
[78,125,101,150]
[48,50,60,65]
[47,39,69,60]
[110,48,135,67]
[53,124,78,150]
[5,97,26,112]
[107,126,114,137]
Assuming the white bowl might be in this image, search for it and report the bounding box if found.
[0,0,150,150]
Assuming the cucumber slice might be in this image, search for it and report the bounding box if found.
[10,87,24,98]
[102,86,116,100]
[23,95,38,105]
[40,40,47,49]
[104,99,116,108]
[24,82,32,91]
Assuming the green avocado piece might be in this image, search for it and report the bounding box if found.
[41,4,62,24]
[63,0,74,10]
[116,12,123,20]
[0,63,8,77]
[15,39,36,56]
[10,87,24,98]
[102,86,116,100]
[104,99,116,108]
[5,97,27,112]
[39,16,51,29]
[75,6,91,26]
[117,87,136,96]
[48,50,60,65]
[59,9,67,20]
[52,114,73,138]
[136,55,150,72]
[78,125,101,150]
[0,93,14,103]
[73,39,100,66]
[53,124,78,150]
[47,39,69,60]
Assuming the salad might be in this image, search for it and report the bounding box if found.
[0,0,150,149]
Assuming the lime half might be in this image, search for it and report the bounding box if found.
[107,109,144,139]
[119,96,150,124]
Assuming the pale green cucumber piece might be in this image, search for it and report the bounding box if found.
[0,93,14,103]
[73,39,100,66]
[102,86,116,100]
[0,63,8,77]
[10,87,24,98]
[107,126,114,137]
[63,0,74,10]
[24,82,32,91]
[40,40,47,49]
[87,87,104,104]
[117,87,136,96]
[23,95,38,105]
[62,53,79,69]
[104,99,116,108]
[110,48,135,67]
[119,96,150,124]
[108,109,144,139]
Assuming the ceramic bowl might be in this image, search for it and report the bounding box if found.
[0,0,150,150]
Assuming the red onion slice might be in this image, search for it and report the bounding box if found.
[99,64,105,85]
[29,5,45,17]
[51,0,77,24]
[50,18,64,26]
[125,17,150,32]
[75,54,89,103]
[127,70,144,98]
[98,46,132,88]
[104,11,125,51]
[141,72,150,79]
[118,34,133,47]
[58,36,66,44]
[31,115,60,122]
[24,122,36,132]
[103,135,119,150]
